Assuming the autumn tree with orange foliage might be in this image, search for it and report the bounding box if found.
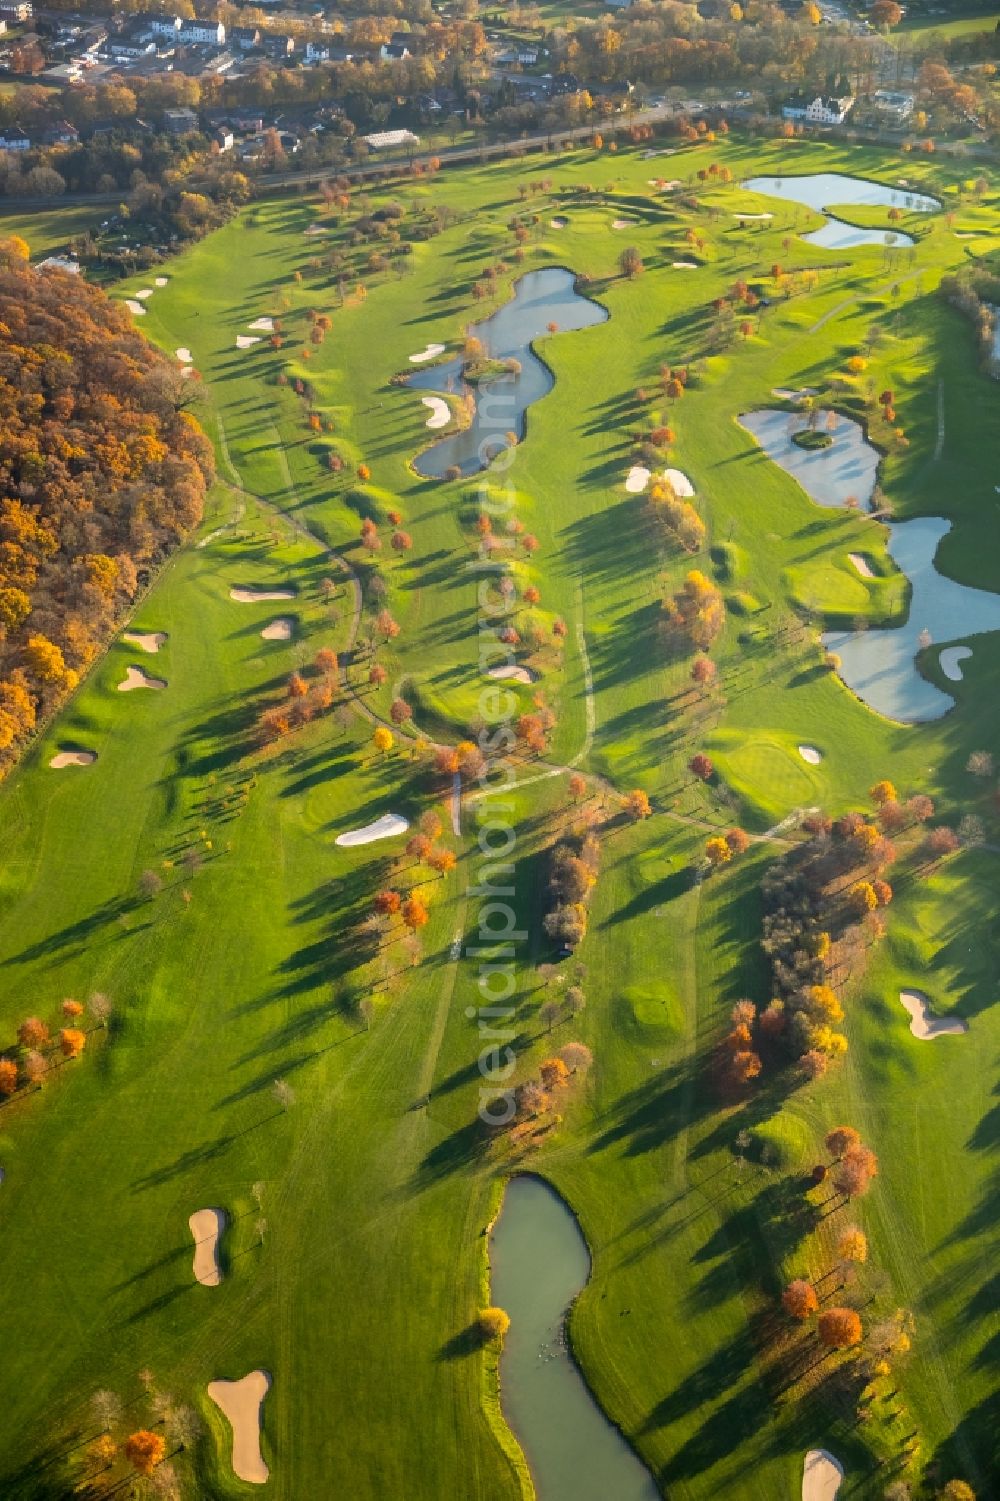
[782,1279,818,1320]
[817,1307,863,1350]
[0,261,213,776]
[59,1028,87,1059]
[124,1430,166,1475]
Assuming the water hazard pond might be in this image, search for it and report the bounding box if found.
[490,1175,659,1501]
[409,267,607,479]
[740,408,1000,721]
[741,171,938,249]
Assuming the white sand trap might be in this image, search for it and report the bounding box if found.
[119,665,166,692]
[672,261,698,270]
[422,396,450,430]
[134,288,154,300]
[550,216,568,228]
[940,646,972,681]
[734,212,773,221]
[798,744,822,765]
[208,1371,270,1484]
[303,223,328,236]
[409,342,445,364]
[175,347,193,364]
[803,1449,843,1501]
[261,618,294,641]
[848,552,875,579]
[230,587,295,603]
[124,299,146,316]
[612,219,635,230]
[488,665,537,684]
[189,1208,225,1286]
[899,989,968,1040]
[248,317,274,332]
[236,335,262,350]
[663,468,694,497]
[625,464,650,493]
[123,631,167,654]
[49,749,96,769]
[154,276,168,287]
[773,386,817,402]
[335,813,409,848]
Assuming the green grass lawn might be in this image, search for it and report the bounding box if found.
[0,132,998,1499]
[897,7,1000,39]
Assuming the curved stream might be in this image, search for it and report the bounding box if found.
[740,408,1000,721]
[409,267,607,479]
[742,171,938,249]
[490,1175,659,1501]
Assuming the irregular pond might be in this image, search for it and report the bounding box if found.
[490,1175,659,1501]
[740,408,1000,721]
[742,172,938,249]
[409,268,607,479]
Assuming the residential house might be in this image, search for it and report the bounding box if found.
[0,124,30,149]
[783,93,855,126]
[230,25,260,50]
[259,31,294,58]
[305,39,329,62]
[41,119,79,144]
[0,1,31,20]
[145,14,182,38]
[380,41,410,60]
[37,254,80,274]
[871,89,914,122]
[163,106,199,133]
[109,37,156,58]
[177,17,225,45]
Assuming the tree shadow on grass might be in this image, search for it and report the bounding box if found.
[412,1117,492,1190]
[587,1054,715,1159]
[3,895,137,965]
[437,1322,489,1361]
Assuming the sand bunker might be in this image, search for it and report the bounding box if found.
[123,630,167,654]
[189,1208,225,1286]
[940,645,972,681]
[230,587,295,603]
[335,813,409,848]
[488,665,537,684]
[625,465,651,493]
[734,212,773,221]
[261,618,294,641]
[124,299,146,316]
[208,1371,270,1484]
[773,386,818,403]
[422,396,450,430]
[798,744,823,765]
[550,216,568,228]
[303,223,328,236]
[409,342,445,364]
[154,276,169,287]
[612,219,635,230]
[899,989,968,1040]
[49,749,96,769]
[134,288,154,300]
[248,317,274,332]
[848,552,875,579]
[672,261,698,269]
[802,1449,843,1501]
[175,347,193,364]
[663,468,694,497]
[236,335,261,350]
[119,665,166,692]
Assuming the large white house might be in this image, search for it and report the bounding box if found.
[783,93,855,126]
